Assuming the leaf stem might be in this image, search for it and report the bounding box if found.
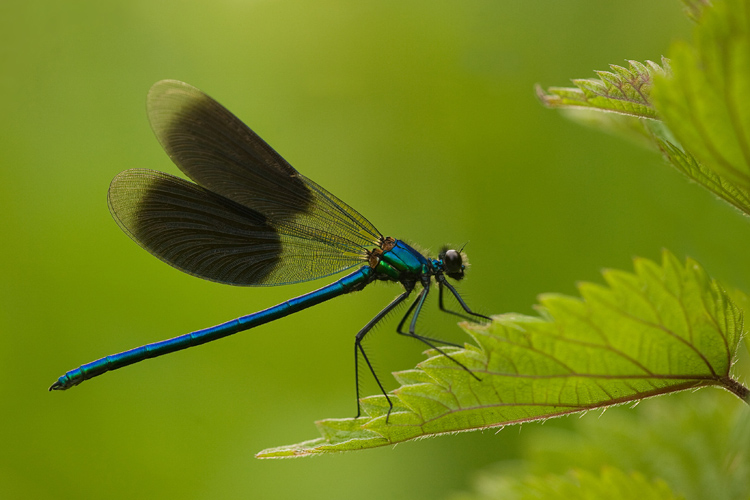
[723,377,750,405]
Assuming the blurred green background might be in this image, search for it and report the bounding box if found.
[3,1,747,499]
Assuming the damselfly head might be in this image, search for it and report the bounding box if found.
[439,247,465,280]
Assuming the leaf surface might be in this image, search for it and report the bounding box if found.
[536,59,669,119]
[653,0,750,190]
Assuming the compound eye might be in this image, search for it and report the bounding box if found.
[443,249,463,274]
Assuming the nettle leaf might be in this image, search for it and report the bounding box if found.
[652,0,750,190]
[537,55,750,216]
[256,251,747,458]
[536,59,669,119]
[655,139,750,215]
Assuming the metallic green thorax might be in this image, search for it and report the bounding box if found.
[370,237,432,281]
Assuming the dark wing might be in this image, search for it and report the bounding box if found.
[107,80,382,286]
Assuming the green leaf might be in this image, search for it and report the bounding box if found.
[450,467,683,500]
[256,251,747,458]
[536,54,750,216]
[652,0,750,190]
[655,139,750,215]
[536,59,669,119]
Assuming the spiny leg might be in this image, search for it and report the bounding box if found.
[438,283,479,322]
[437,275,491,322]
[354,289,412,420]
[396,286,463,348]
[396,284,481,382]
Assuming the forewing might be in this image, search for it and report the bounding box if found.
[148,80,313,220]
